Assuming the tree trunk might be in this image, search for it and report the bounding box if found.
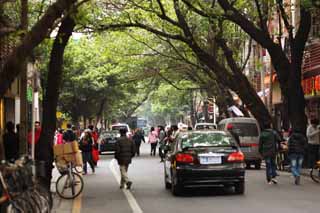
[0,0,78,98]
[36,16,75,205]
[190,93,196,126]
[96,98,107,125]
[216,0,311,133]
[189,46,272,127]
[171,2,272,128]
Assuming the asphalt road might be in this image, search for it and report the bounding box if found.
[80,143,320,213]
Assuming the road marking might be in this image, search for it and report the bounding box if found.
[72,192,82,213]
[110,159,143,213]
[72,172,83,213]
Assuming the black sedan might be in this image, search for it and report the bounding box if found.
[164,130,245,196]
[98,130,119,154]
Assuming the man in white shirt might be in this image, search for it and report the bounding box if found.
[307,118,320,168]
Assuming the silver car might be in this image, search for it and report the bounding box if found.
[218,117,262,169]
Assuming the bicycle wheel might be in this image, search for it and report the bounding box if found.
[310,165,320,183]
[56,172,83,199]
[35,184,52,209]
[3,202,23,213]
[7,197,36,213]
[33,190,50,213]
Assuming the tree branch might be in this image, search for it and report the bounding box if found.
[241,38,252,72]
[127,0,180,27]
[254,0,268,33]
[276,0,293,48]
[97,22,188,42]
[276,0,293,35]
[0,0,78,98]
[217,0,274,49]
[181,0,210,18]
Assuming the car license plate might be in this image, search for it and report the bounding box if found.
[200,156,221,165]
[108,140,116,144]
[241,147,251,152]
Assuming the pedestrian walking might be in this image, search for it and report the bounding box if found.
[79,129,95,175]
[306,118,320,168]
[89,125,100,167]
[158,126,166,162]
[288,130,308,185]
[115,128,136,189]
[63,123,77,143]
[132,128,145,156]
[3,121,19,161]
[148,127,158,156]
[259,123,281,184]
[170,125,180,143]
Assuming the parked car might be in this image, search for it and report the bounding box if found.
[98,130,119,154]
[194,122,217,130]
[164,130,245,196]
[218,117,262,169]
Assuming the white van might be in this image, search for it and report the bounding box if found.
[218,117,262,169]
[111,123,132,138]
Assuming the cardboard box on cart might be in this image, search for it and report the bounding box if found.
[56,151,83,166]
[53,141,79,156]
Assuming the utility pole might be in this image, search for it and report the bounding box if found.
[19,0,28,155]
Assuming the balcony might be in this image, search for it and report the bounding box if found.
[302,41,320,76]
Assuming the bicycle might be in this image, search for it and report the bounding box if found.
[0,157,50,213]
[310,160,320,183]
[55,162,84,199]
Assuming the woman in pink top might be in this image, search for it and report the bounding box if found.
[148,127,158,156]
[56,129,63,144]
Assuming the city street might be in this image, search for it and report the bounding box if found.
[76,143,320,213]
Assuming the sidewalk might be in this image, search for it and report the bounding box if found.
[51,166,75,213]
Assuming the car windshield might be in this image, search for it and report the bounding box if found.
[181,133,236,149]
[195,125,216,130]
[230,123,259,137]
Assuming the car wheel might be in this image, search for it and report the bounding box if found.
[234,181,245,195]
[165,178,171,189]
[254,161,261,170]
[246,163,251,169]
[171,174,183,196]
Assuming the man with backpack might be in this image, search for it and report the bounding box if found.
[259,123,281,184]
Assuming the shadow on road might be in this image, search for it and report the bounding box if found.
[167,186,244,198]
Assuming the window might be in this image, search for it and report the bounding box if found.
[180,133,236,149]
[229,123,259,137]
